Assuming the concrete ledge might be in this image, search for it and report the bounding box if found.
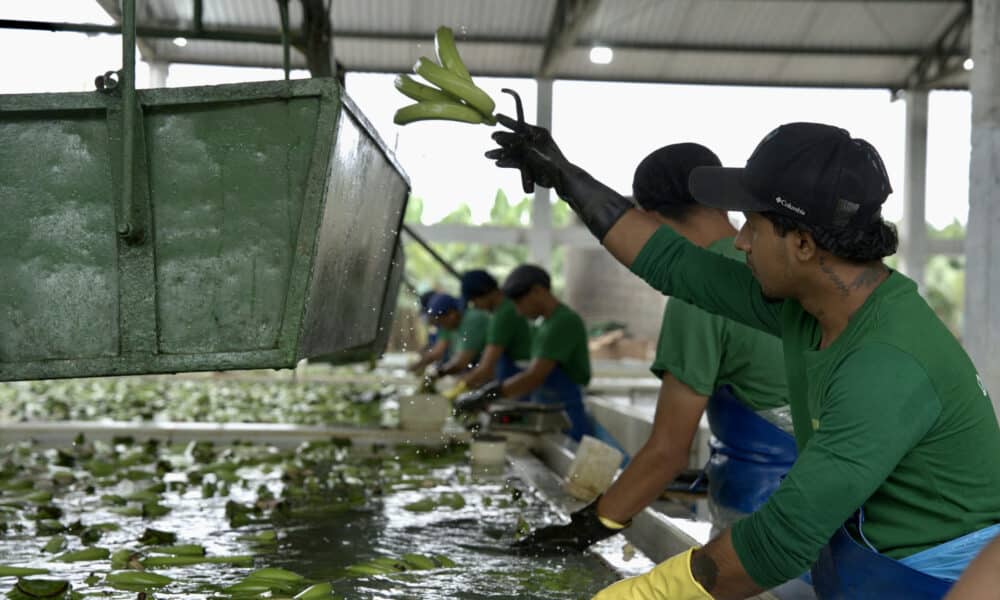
[0,420,537,449]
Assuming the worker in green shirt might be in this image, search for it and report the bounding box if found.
[440,269,534,401]
[407,293,489,377]
[487,119,1000,599]
[455,264,598,441]
[514,143,794,556]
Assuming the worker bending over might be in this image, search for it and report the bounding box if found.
[455,265,597,442]
[408,292,489,377]
[516,143,792,556]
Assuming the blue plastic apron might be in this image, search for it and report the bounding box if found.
[530,366,593,442]
[495,352,523,382]
[811,511,955,599]
[705,385,797,515]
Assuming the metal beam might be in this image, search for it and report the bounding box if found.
[539,0,603,77]
[0,19,306,46]
[406,223,598,248]
[897,2,972,91]
[900,89,930,289]
[0,19,968,61]
[401,224,462,281]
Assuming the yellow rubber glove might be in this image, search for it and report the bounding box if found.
[441,380,468,402]
[591,547,714,600]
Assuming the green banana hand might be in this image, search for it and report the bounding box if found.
[413,57,495,118]
[394,102,489,126]
[394,74,454,103]
[434,26,472,80]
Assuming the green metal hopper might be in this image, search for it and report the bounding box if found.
[0,78,410,381]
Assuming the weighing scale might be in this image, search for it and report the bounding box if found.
[487,401,570,434]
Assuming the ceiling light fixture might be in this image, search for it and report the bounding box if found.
[589,46,613,65]
[173,37,188,47]
[963,58,974,71]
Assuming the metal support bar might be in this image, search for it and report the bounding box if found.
[401,224,462,281]
[539,0,603,77]
[897,2,972,91]
[119,0,139,243]
[277,0,291,80]
[193,0,203,33]
[0,20,956,60]
[0,19,306,46]
[901,90,929,289]
[531,78,555,267]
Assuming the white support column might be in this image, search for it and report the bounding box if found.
[901,89,929,290]
[530,78,554,269]
[148,61,170,88]
[965,0,1000,411]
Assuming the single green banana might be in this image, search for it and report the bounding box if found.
[243,567,305,583]
[147,544,205,556]
[434,26,472,80]
[344,564,391,577]
[394,74,453,103]
[413,57,495,118]
[141,554,254,568]
[294,582,334,599]
[42,535,66,554]
[0,565,50,577]
[394,102,487,126]
[55,547,109,562]
[105,570,173,588]
[401,553,436,570]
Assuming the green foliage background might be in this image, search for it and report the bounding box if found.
[401,190,575,298]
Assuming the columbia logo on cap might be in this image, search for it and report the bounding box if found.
[776,196,806,216]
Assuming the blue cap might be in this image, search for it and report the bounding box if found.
[418,290,436,311]
[460,270,498,303]
[426,293,461,317]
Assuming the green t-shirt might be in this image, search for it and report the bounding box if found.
[631,225,1000,588]
[487,298,533,361]
[532,303,591,386]
[451,308,489,354]
[650,238,787,411]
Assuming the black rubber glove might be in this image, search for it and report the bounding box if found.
[511,498,627,555]
[453,380,501,414]
[485,115,634,241]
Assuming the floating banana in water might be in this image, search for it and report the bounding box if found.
[294,583,334,599]
[394,102,488,126]
[434,26,471,80]
[0,565,50,577]
[55,547,109,562]
[394,74,454,103]
[105,570,173,589]
[413,57,495,118]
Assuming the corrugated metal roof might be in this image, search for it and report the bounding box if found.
[92,0,972,90]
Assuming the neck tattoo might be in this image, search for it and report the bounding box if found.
[850,264,886,291]
[818,257,886,298]
[818,256,850,297]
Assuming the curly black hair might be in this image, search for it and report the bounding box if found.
[762,212,898,263]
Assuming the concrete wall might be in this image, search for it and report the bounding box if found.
[564,246,667,340]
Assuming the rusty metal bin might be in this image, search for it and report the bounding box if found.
[0,78,409,381]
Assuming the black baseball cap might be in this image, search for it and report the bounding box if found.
[502,264,550,300]
[633,143,721,214]
[688,122,892,229]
